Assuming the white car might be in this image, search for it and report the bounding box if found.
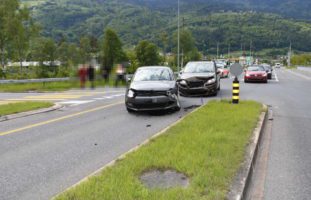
[275,63,282,68]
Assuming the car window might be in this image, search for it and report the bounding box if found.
[133,68,172,81]
[248,66,265,71]
[184,62,215,73]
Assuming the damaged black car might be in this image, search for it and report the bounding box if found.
[125,66,180,112]
[177,61,221,96]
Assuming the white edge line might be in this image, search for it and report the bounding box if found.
[274,71,279,82]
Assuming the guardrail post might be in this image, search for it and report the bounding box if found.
[232,77,240,104]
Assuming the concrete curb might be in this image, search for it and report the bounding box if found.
[52,106,202,199]
[228,105,268,200]
[0,103,63,122]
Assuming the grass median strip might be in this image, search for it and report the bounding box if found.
[0,101,53,116]
[55,100,262,200]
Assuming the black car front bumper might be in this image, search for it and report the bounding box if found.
[178,82,218,96]
[126,95,178,111]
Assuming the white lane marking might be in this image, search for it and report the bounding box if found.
[286,69,311,80]
[273,71,279,82]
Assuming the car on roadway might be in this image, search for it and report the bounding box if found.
[244,65,268,83]
[261,64,273,79]
[125,66,180,112]
[177,61,221,96]
[275,63,282,68]
[216,62,230,78]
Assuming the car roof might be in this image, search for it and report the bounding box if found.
[187,61,214,64]
[138,66,171,70]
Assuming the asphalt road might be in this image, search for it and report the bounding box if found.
[0,68,310,200]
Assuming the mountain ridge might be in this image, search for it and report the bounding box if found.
[21,0,311,52]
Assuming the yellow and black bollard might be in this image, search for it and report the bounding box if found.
[232,77,240,104]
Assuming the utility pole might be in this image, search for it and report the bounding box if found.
[249,40,252,57]
[177,0,180,73]
[228,43,231,59]
[217,42,219,60]
[288,41,292,67]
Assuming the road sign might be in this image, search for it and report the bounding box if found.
[230,63,243,77]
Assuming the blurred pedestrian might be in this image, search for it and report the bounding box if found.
[87,65,96,89]
[102,68,109,85]
[78,65,87,89]
[115,64,126,87]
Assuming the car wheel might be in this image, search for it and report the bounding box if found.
[212,90,218,96]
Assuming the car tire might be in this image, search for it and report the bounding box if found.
[212,90,218,96]
[126,107,134,113]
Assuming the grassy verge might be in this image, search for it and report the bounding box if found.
[55,100,263,200]
[0,81,78,92]
[0,101,54,116]
[0,79,126,92]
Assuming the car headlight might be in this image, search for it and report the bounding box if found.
[127,90,135,98]
[179,80,187,86]
[245,73,250,76]
[263,73,267,77]
[207,78,216,84]
[167,89,177,98]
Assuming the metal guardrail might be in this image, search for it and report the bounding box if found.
[0,78,71,84]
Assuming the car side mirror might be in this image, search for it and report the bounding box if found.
[127,77,132,82]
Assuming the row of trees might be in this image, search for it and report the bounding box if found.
[0,0,201,79]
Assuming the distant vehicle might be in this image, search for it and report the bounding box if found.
[177,61,221,96]
[275,63,282,68]
[244,65,268,83]
[261,64,273,79]
[125,66,180,112]
[216,63,230,78]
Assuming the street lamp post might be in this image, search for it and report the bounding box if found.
[177,0,180,73]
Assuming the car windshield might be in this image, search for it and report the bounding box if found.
[133,68,172,81]
[184,62,215,73]
[247,66,265,71]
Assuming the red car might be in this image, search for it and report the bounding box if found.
[218,67,230,78]
[244,65,268,83]
[216,64,229,78]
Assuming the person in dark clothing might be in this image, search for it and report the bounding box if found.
[102,68,109,85]
[87,65,96,89]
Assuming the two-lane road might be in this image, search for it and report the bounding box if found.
[0,68,310,199]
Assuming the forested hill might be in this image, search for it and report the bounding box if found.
[21,0,311,53]
[126,0,311,20]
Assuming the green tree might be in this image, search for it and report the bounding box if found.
[79,36,92,63]
[173,29,200,67]
[101,28,125,74]
[135,40,160,66]
[0,0,19,67]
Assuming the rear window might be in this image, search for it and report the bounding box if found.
[247,66,265,71]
